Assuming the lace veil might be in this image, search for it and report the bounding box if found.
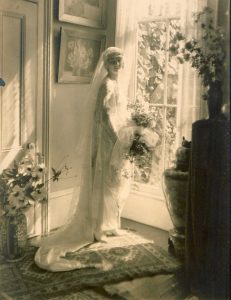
[34,47,126,271]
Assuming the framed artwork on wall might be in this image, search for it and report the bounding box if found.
[59,0,106,29]
[24,0,38,3]
[58,27,105,83]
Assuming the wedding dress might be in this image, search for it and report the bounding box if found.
[34,48,135,271]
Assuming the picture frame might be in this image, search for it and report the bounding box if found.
[59,0,106,29]
[58,27,105,83]
[24,0,38,3]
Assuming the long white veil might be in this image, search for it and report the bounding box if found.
[34,48,124,272]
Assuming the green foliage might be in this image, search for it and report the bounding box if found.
[129,101,154,128]
[169,7,226,100]
[137,22,166,104]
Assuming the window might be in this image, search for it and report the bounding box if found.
[116,0,203,204]
[133,18,182,194]
[131,0,204,199]
[117,0,206,227]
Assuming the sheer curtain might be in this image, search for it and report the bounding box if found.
[115,0,137,99]
[179,0,208,139]
[115,0,210,142]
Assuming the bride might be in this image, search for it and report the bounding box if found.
[34,47,136,271]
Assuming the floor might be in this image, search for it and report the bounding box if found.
[121,218,169,251]
[0,218,189,300]
[87,218,190,300]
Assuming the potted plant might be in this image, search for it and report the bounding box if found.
[169,7,226,119]
[0,144,47,261]
[0,144,69,261]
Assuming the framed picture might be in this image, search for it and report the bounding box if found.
[58,27,105,83]
[24,0,38,3]
[59,0,106,29]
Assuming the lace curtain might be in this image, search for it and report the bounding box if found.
[115,0,137,98]
[115,0,212,141]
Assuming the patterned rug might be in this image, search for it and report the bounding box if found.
[0,232,181,300]
[0,289,113,300]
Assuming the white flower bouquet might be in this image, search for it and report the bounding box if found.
[126,101,159,181]
[0,145,46,216]
[0,144,69,216]
[127,101,158,158]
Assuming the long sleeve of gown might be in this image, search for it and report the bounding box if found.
[103,86,119,135]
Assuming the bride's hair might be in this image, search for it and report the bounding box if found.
[102,47,124,69]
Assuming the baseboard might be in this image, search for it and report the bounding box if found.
[48,188,75,231]
[47,187,173,232]
[122,191,173,231]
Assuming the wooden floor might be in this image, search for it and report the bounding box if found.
[91,218,190,300]
[121,218,169,251]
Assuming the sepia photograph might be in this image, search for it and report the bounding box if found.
[59,0,106,28]
[58,27,105,83]
[0,0,230,299]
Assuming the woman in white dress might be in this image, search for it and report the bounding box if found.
[92,47,134,241]
[34,47,135,271]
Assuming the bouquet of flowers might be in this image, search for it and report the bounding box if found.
[0,144,69,217]
[127,101,159,181]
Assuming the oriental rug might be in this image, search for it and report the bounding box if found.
[0,232,181,300]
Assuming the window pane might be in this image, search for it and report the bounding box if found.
[137,21,167,104]
[167,20,181,104]
[167,73,178,105]
[134,106,164,186]
[149,106,165,186]
[133,153,152,184]
[164,107,177,168]
[135,18,180,189]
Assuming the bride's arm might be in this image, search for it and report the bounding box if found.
[102,80,140,148]
[102,82,122,136]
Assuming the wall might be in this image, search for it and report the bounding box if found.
[217,0,229,107]
[122,191,173,231]
[47,0,229,231]
[48,0,117,229]
[208,0,229,107]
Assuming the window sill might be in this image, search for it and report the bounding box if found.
[131,182,165,202]
[122,183,172,231]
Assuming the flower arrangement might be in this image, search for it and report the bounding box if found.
[169,7,226,102]
[0,144,69,217]
[127,101,158,181]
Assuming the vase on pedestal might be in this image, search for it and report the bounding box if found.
[207,81,223,120]
[0,212,27,262]
[162,138,191,260]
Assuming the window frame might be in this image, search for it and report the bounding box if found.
[131,16,184,200]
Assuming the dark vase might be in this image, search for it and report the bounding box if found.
[0,212,27,261]
[207,81,223,119]
[162,138,191,260]
[163,170,188,259]
[175,145,190,172]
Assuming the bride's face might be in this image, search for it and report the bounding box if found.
[106,55,123,76]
